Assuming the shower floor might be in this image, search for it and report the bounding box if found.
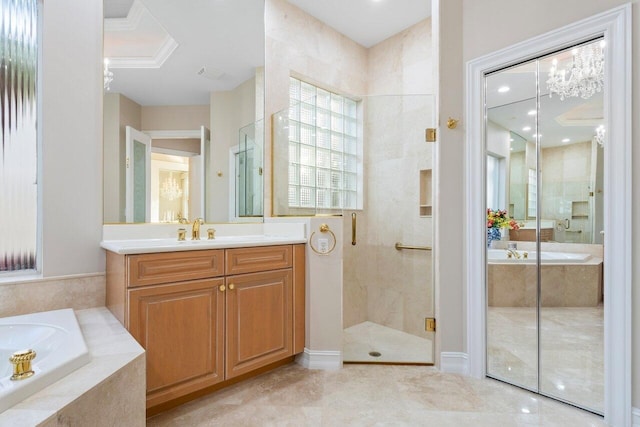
[343,321,433,364]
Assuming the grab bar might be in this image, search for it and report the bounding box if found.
[351,212,357,246]
[395,242,432,251]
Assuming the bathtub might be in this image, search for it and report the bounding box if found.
[487,249,591,263]
[487,249,603,307]
[0,309,90,413]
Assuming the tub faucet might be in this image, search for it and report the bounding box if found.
[506,248,521,259]
[191,218,204,240]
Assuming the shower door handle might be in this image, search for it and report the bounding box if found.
[351,212,357,246]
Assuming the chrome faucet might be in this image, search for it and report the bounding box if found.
[191,218,204,240]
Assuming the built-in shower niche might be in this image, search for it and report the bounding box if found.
[419,169,432,217]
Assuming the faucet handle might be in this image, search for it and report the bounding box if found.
[177,228,186,241]
[207,228,216,240]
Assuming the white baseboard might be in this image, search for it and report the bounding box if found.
[296,348,342,370]
[440,352,469,375]
[632,407,640,427]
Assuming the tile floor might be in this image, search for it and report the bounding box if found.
[343,321,433,364]
[487,306,604,414]
[146,363,606,426]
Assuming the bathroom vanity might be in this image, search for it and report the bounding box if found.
[104,240,305,415]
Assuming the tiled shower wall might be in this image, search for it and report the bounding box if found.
[343,19,435,339]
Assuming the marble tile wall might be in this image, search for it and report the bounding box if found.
[0,274,105,317]
[265,0,368,216]
[264,0,435,338]
[488,262,603,307]
[1,308,145,426]
[343,20,435,338]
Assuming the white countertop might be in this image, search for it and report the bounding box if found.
[101,222,308,255]
[101,235,308,255]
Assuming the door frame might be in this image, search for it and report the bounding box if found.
[465,5,631,425]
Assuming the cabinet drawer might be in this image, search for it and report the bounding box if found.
[128,249,224,287]
[225,245,292,275]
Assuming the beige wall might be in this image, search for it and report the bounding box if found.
[40,0,104,277]
[1,0,109,315]
[437,0,640,408]
[103,94,142,223]
[103,94,121,223]
[210,76,259,222]
[141,105,209,131]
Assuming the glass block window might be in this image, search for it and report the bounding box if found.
[0,0,39,272]
[288,77,360,210]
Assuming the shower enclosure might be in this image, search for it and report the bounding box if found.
[272,88,436,364]
[342,94,436,364]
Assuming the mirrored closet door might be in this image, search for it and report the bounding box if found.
[484,38,605,415]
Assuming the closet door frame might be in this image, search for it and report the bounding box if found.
[465,5,631,426]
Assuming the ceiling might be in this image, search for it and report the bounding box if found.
[286,0,431,48]
[486,41,604,151]
[103,0,432,106]
[104,0,264,106]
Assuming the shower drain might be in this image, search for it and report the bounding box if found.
[368,351,382,358]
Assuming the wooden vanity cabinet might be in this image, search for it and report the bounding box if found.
[128,278,225,408]
[105,244,305,413]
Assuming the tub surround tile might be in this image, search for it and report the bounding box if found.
[488,263,603,307]
[0,274,105,317]
[0,307,145,426]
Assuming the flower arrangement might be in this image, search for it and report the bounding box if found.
[487,209,520,230]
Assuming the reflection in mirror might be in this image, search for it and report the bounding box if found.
[102,0,265,224]
[485,39,605,414]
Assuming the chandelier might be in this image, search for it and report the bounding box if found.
[546,41,604,100]
[160,172,183,201]
[593,124,605,147]
[104,58,114,91]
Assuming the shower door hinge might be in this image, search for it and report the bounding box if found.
[425,317,436,332]
[425,128,437,142]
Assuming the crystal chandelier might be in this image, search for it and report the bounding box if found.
[160,172,183,201]
[104,58,114,91]
[546,41,604,100]
[593,124,605,147]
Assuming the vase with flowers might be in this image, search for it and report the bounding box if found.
[487,209,519,248]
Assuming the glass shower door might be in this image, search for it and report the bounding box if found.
[341,94,436,364]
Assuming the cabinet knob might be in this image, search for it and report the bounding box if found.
[219,285,226,292]
[228,283,235,290]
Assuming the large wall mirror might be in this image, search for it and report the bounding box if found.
[485,39,605,414]
[103,0,265,224]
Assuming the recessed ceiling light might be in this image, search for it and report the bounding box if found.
[527,110,536,116]
[562,138,570,143]
[498,86,510,93]
[522,126,531,131]
[510,138,514,142]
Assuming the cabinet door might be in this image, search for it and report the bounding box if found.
[128,278,225,408]
[225,269,293,379]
